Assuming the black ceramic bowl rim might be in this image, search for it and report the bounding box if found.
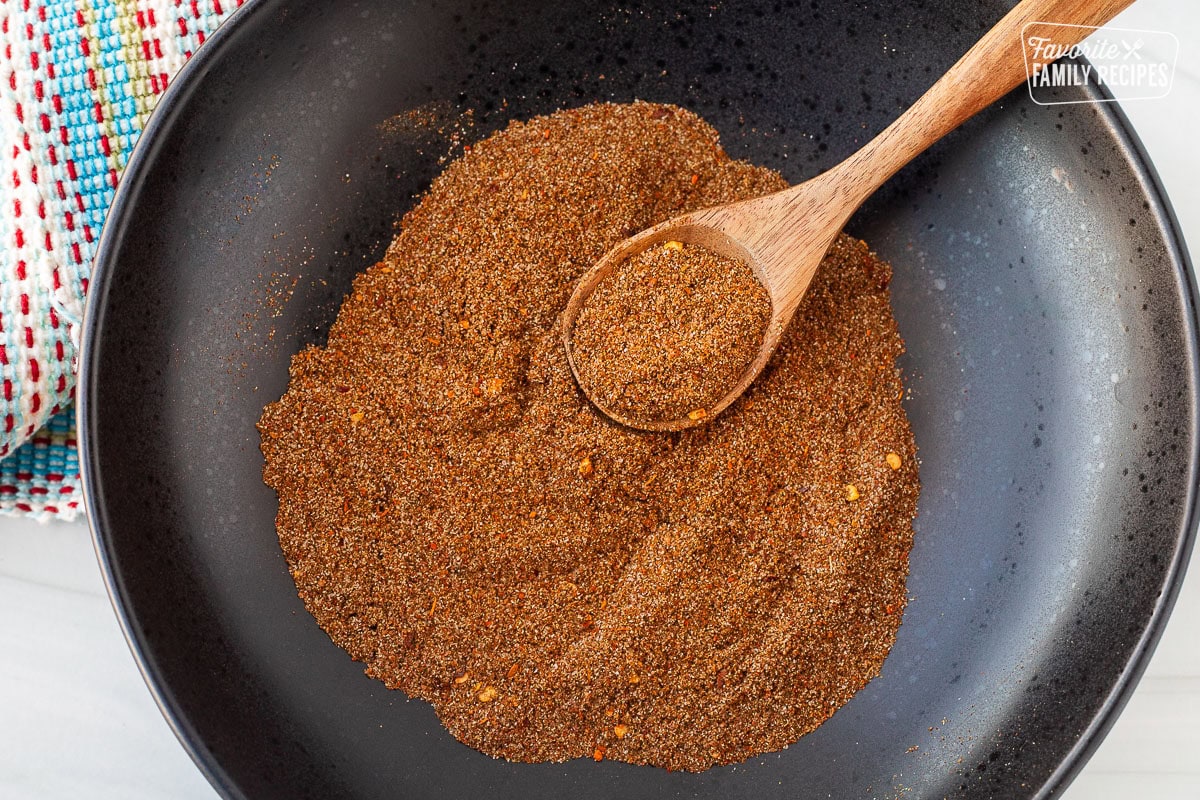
[77,1,1199,798]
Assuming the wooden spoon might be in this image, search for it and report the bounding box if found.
[564,0,1134,431]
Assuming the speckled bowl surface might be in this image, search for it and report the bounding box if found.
[80,1,1197,798]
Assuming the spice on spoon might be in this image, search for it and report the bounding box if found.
[570,240,771,426]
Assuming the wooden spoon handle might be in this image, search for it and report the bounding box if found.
[832,0,1136,201]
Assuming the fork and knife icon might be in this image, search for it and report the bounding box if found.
[1121,37,1145,59]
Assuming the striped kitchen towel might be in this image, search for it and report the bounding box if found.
[0,0,241,520]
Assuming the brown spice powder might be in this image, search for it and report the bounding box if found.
[570,241,771,425]
[259,101,919,772]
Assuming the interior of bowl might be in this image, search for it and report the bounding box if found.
[79,1,1198,799]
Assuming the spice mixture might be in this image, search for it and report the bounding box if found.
[259,101,919,772]
[570,241,771,426]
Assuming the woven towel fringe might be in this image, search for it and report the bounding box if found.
[0,405,81,521]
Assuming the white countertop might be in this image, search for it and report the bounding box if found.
[1,3,1197,798]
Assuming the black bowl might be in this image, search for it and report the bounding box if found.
[79,1,1198,798]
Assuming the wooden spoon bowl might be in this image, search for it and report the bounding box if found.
[562,175,847,431]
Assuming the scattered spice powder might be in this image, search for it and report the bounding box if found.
[570,240,771,425]
[258,101,919,772]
